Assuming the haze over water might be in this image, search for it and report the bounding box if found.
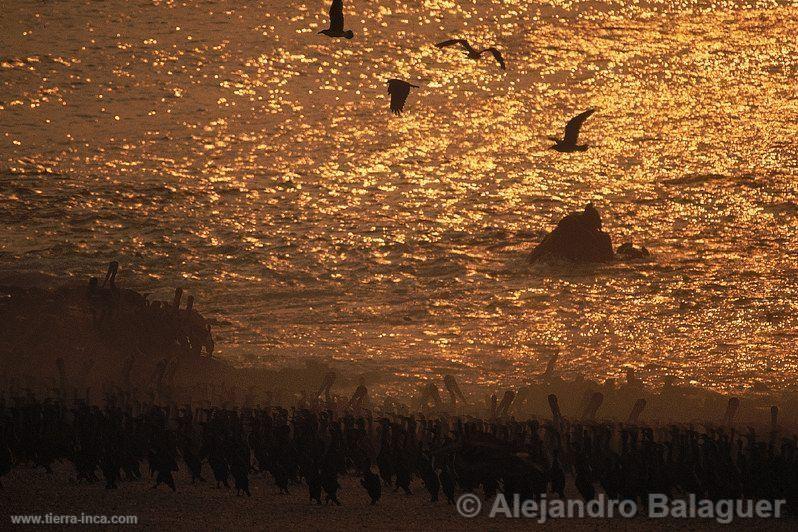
[1,0,797,395]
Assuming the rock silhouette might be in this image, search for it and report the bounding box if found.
[616,241,650,260]
[529,203,614,263]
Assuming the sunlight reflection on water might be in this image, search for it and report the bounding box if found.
[1,0,797,394]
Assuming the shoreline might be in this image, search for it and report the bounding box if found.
[2,279,798,427]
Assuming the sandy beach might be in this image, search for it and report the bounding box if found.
[0,464,794,530]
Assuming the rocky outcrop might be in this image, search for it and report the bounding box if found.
[0,281,215,395]
[0,279,345,404]
[530,204,615,263]
[616,242,650,260]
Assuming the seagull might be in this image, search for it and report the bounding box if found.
[548,109,595,152]
[435,39,506,70]
[386,79,418,116]
[318,0,353,39]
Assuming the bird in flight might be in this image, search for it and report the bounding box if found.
[319,0,353,39]
[386,79,418,116]
[435,39,506,70]
[548,109,596,152]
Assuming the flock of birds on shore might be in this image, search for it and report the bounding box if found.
[319,0,595,152]
[2,390,798,516]
[8,264,798,514]
[4,264,798,511]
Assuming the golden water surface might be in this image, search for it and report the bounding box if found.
[1,0,797,393]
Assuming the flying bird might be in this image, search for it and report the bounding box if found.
[318,0,353,39]
[548,109,595,152]
[386,79,418,116]
[435,39,506,70]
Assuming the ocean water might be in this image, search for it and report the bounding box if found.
[1,0,797,394]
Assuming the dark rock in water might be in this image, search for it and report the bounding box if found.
[529,204,614,263]
[616,242,650,260]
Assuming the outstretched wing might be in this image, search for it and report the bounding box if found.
[387,79,416,116]
[485,48,505,69]
[329,0,344,33]
[563,109,595,145]
[435,39,474,54]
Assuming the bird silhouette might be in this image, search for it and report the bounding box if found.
[386,79,418,116]
[306,467,323,505]
[361,469,382,504]
[550,449,566,498]
[321,466,342,505]
[435,39,506,70]
[439,465,456,504]
[318,0,353,39]
[574,457,596,501]
[548,109,595,152]
[270,463,290,494]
